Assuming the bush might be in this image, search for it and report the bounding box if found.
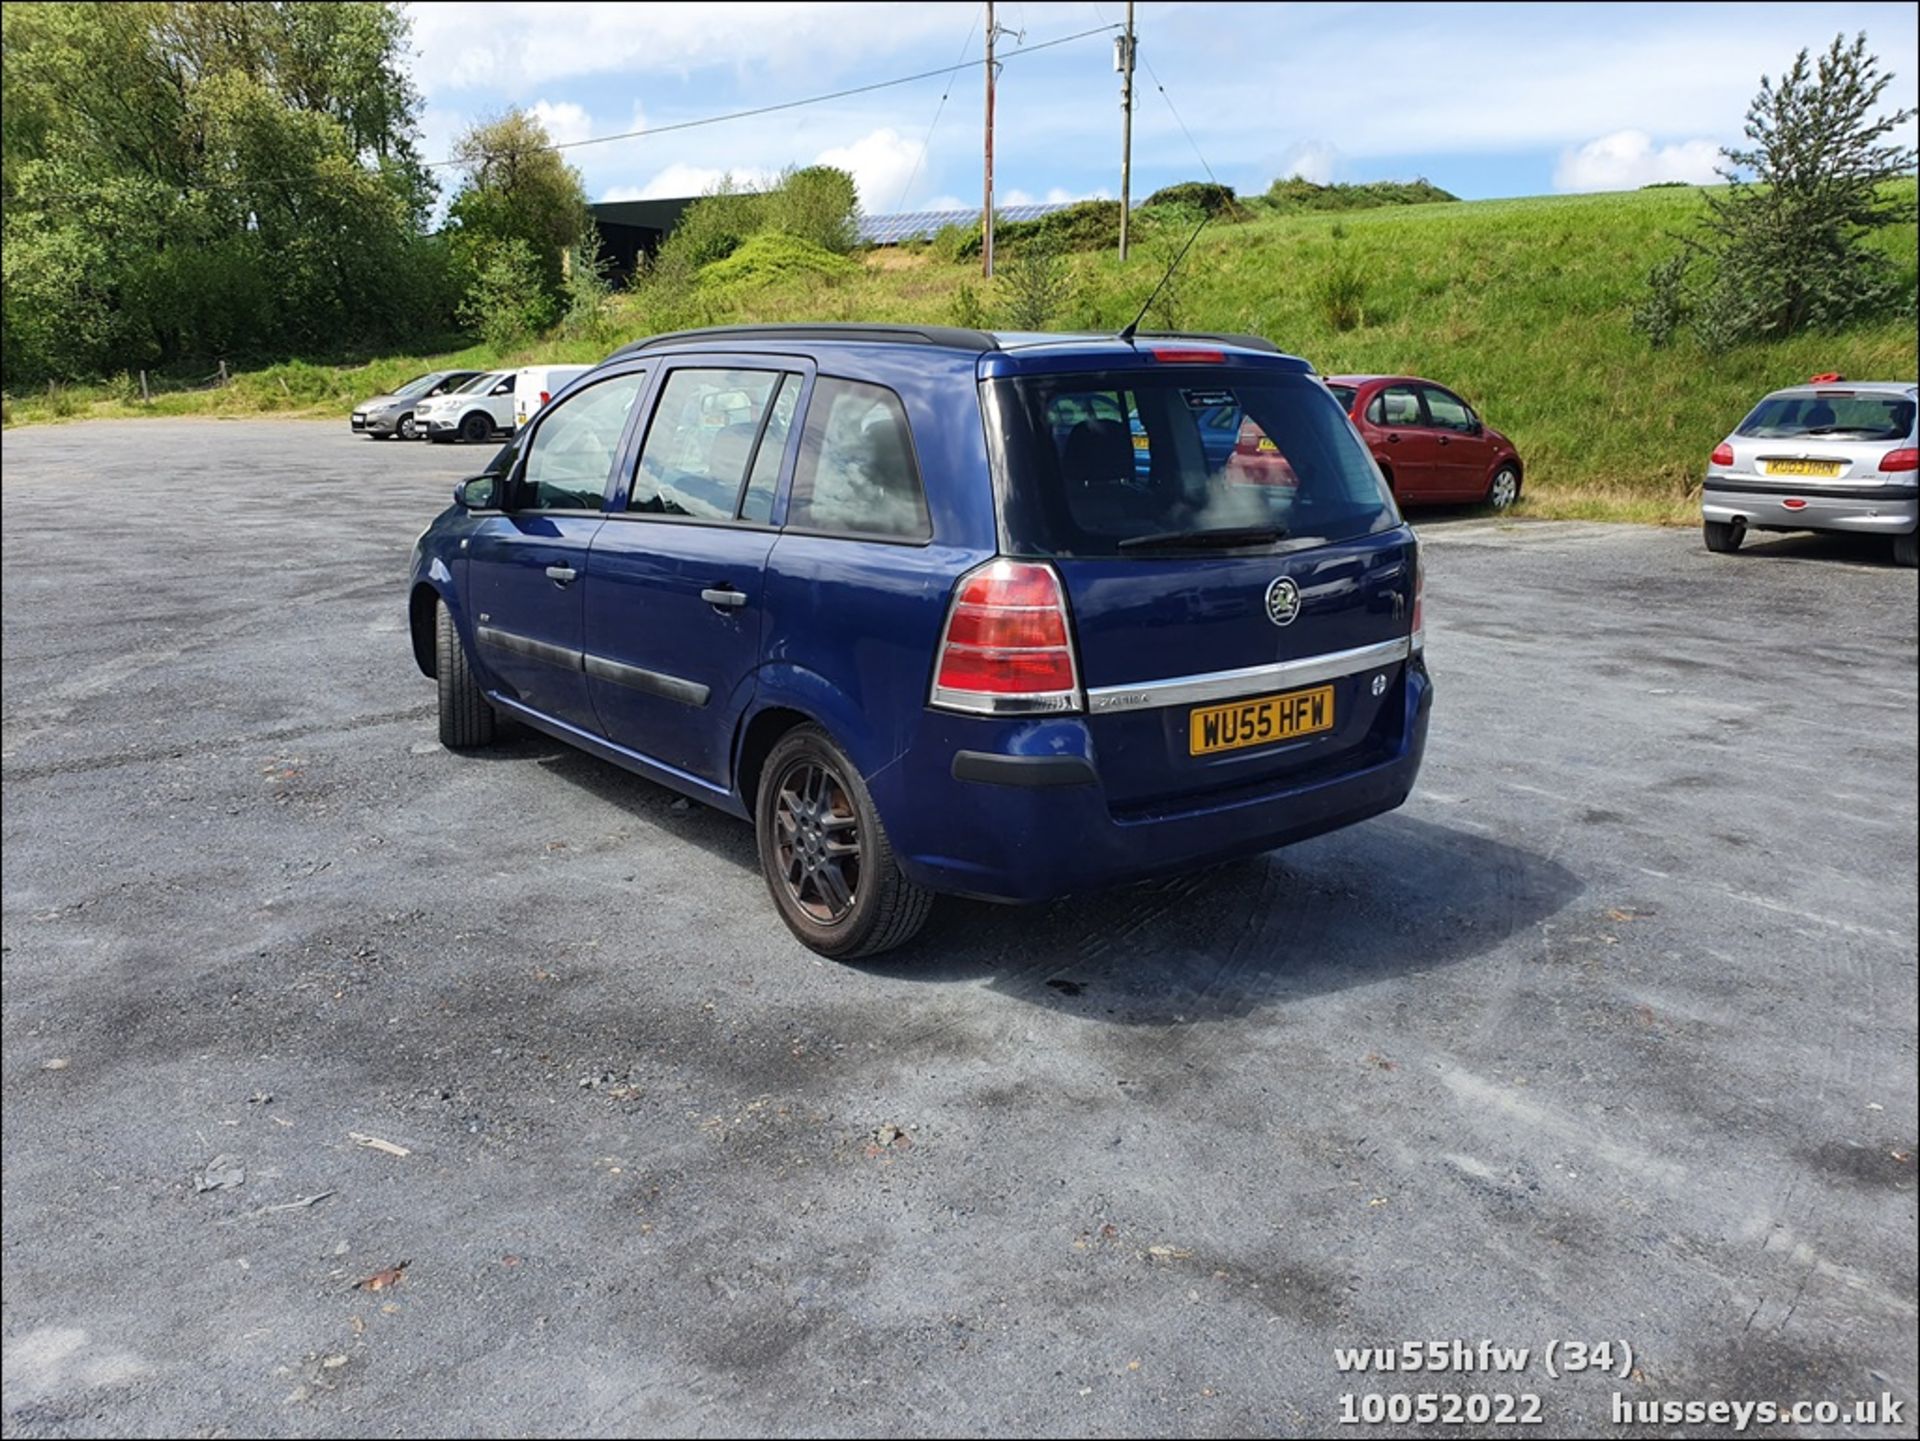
[457,238,558,351]
[1630,253,1692,349]
[660,180,766,271]
[947,282,989,329]
[697,232,859,291]
[1144,182,1246,220]
[1262,177,1457,213]
[929,222,977,263]
[999,243,1069,330]
[1312,241,1368,332]
[763,166,860,254]
[561,243,617,344]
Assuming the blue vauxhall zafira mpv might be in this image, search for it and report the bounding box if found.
[407,324,1432,958]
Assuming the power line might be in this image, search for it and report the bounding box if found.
[9,21,1119,208]
[440,20,1118,167]
[890,4,984,215]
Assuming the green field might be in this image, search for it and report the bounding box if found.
[7,183,1915,524]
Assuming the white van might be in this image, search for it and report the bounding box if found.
[512,365,592,429]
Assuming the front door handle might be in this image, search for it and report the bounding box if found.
[1437,435,1450,446]
[546,565,578,584]
[1385,433,1402,443]
[701,586,748,610]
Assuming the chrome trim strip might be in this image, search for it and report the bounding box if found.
[475,625,582,671]
[584,654,710,707]
[1086,637,1412,715]
[929,686,1081,716]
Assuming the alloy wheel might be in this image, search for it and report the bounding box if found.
[772,759,862,924]
[1489,468,1519,509]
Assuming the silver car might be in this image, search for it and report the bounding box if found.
[350,369,483,441]
[1702,377,1917,567]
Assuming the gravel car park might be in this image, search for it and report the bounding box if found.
[3,420,1915,1437]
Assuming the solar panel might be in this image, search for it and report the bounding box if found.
[857,200,1085,245]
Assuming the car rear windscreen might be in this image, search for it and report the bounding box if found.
[987,370,1397,557]
[1738,392,1916,441]
[1327,384,1358,412]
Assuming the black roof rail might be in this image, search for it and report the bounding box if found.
[610,322,1001,358]
[1132,330,1283,354]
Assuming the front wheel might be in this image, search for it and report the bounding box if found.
[460,411,493,443]
[1703,518,1745,554]
[434,600,495,749]
[1894,530,1917,568]
[755,725,932,959]
[1486,464,1520,511]
[397,412,418,441]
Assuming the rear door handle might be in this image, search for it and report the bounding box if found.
[546,565,578,584]
[701,586,748,610]
[1385,433,1402,443]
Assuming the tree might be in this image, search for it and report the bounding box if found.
[446,109,592,309]
[1644,32,1917,349]
[1,1,438,383]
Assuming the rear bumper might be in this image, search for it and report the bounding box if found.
[1703,478,1918,534]
[880,663,1432,903]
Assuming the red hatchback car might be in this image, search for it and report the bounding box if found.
[1326,375,1523,509]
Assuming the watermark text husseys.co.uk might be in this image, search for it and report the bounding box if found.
[1611,1392,1905,1431]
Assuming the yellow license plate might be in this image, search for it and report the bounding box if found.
[1189,685,1335,755]
[1765,459,1843,477]
[1131,434,1150,450]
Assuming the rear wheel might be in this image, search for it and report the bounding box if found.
[1486,464,1520,511]
[1703,518,1745,554]
[460,410,492,443]
[755,725,932,959]
[434,600,495,749]
[1895,530,1918,568]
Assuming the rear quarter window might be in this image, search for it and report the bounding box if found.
[787,378,931,540]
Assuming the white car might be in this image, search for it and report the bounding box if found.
[1702,375,1917,567]
[513,365,591,429]
[418,371,516,444]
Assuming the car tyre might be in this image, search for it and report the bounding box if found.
[1486,464,1521,511]
[1703,518,1745,554]
[397,413,418,441]
[434,599,495,749]
[369,432,392,441]
[460,411,492,443]
[1894,530,1918,568]
[756,725,933,960]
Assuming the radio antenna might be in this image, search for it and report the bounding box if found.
[1118,214,1209,343]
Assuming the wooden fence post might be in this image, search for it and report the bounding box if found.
[218,360,229,387]
[140,370,151,403]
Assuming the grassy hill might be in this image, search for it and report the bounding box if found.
[7,183,1915,524]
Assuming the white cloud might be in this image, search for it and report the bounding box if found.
[1277,141,1339,186]
[1553,129,1722,192]
[814,127,926,213]
[922,194,969,212]
[528,99,596,147]
[606,162,778,203]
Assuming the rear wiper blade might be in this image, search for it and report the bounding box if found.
[1801,426,1884,436]
[1118,525,1289,551]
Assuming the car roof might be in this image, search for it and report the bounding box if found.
[1763,380,1916,398]
[606,323,1312,376]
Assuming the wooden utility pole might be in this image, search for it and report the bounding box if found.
[983,0,996,278]
[1118,2,1135,261]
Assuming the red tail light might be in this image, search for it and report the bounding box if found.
[1879,447,1918,473]
[1148,347,1225,364]
[1411,545,1425,653]
[930,560,1080,713]
[1710,442,1734,467]
[538,390,552,406]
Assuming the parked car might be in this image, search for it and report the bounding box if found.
[512,364,592,430]
[1326,375,1523,509]
[351,369,484,440]
[408,325,1431,959]
[1701,376,1917,566]
[419,370,516,444]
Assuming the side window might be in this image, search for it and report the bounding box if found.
[789,379,931,540]
[490,376,514,397]
[1378,385,1423,427]
[631,369,782,520]
[1364,393,1384,424]
[517,371,647,511]
[740,373,802,524]
[1422,386,1476,433]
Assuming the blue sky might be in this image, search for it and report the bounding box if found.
[403,1,1919,214]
